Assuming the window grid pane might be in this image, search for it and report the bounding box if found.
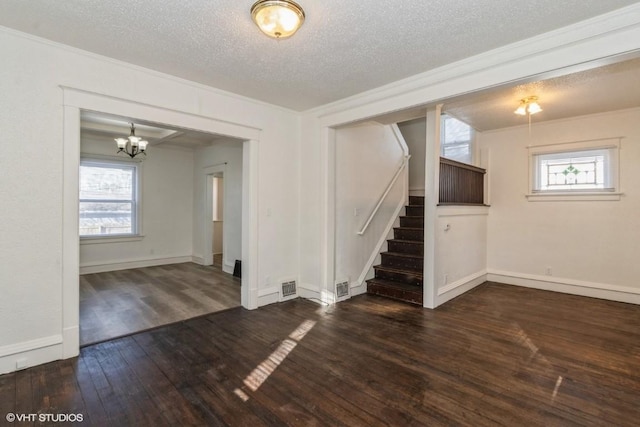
[441,115,472,164]
[537,152,608,191]
[79,161,137,237]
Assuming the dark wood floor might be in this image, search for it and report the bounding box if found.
[80,262,240,346]
[2,282,640,426]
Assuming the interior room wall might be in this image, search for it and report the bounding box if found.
[398,118,427,195]
[193,140,243,274]
[434,207,488,305]
[0,27,299,374]
[480,107,640,303]
[79,136,194,273]
[212,177,224,254]
[335,122,406,291]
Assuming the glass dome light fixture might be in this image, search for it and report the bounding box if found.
[514,96,543,116]
[251,0,305,39]
[115,123,148,159]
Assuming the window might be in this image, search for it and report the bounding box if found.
[79,158,140,237]
[528,138,621,201]
[441,115,473,164]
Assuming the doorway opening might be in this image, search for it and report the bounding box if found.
[61,88,260,357]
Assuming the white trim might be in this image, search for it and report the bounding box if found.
[242,139,259,309]
[60,88,261,372]
[525,192,623,202]
[0,338,65,375]
[297,284,322,302]
[62,326,79,359]
[192,255,205,265]
[0,335,63,358]
[390,123,409,156]
[488,269,640,305]
[223,261,235,275]
[423,106,442,309]
[437,206,490,217]
[349,281,367,297]
[80,235,145,245]
[203,163,227,266]
[62,105,80,365]
[80,256,193,274]
[320,127,336,304]
[436,270,487,306]
[0,27,297,116]
[258,286,280,297]
[307,4,640,121]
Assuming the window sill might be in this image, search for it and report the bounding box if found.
[80,235,145,245]
[526,192,623,202]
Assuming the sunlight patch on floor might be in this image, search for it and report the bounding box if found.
[236,319,317,399]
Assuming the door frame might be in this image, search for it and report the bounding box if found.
[62,87,260,359]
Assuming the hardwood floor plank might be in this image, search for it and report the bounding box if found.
[2,282,640,425]
[80,262,240,345]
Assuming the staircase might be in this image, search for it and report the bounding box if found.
[366,196,424,305]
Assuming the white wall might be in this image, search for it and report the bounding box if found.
[481,108,640,303]
[79,136,194,273]
[398,118,426,195]
[335,122,406,292]
[298,8,640,308]
[193,141,243,273]
[435,207,488,305]
[0,27,299,374]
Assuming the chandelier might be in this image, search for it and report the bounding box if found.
[251,0,305,39]
[115,123,148,159]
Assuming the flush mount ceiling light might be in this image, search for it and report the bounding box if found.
[514,96,543,116]
[251,0,305,39]
[115,123,148,159]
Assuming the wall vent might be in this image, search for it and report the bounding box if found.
[281,280,297,298]
[335,280,350,299]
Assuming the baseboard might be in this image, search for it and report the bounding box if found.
[297,283,321,301]
[80,255,193,274]
[436,270,487,306]
[0,335,63,375]
[409,187,425,196]
[257,291,279,307]
[222,261,234,275]
[487,269,640,305]
[192,255,205,265]
[258,286,280,298]
[62,326,79,359]
[350,281,367,297]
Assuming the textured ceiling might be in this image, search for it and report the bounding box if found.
[444,57,640,131]
[81,111,234,150]
[0,0,638,111]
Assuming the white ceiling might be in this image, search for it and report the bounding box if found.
[444,56,640,131]
[81,111,234,149]
[0,0,638,111]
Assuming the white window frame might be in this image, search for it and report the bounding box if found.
[79,156,143,244]
[440,114,474,165]
[526,138,622,202]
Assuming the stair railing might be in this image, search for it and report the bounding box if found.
[357,154,411,235]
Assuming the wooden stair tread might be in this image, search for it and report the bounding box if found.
[367,198,424,305]
[373,265,423,277]
[381,251,423,259]
[388,239,423,244]
[367,278,422,289]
